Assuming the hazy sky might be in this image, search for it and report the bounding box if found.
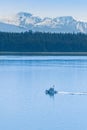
[0,0,87,21]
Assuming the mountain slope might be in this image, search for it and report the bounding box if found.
[0,12,87,33]
[0,22,26,32]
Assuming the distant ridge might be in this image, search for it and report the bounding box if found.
[0,12,87,33]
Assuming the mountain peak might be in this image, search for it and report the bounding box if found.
[59,16,74,20]
[17,12,32,18]
[54,16,76,23]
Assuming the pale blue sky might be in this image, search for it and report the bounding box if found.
[0,0,87,21]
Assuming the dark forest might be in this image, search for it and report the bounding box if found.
[0,31,87,52]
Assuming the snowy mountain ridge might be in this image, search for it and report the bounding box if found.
[0,12,87,33]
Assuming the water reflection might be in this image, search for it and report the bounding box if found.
[0,56,87,68]
[0,56,87,130]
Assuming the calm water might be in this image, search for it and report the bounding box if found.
[0,56,87,130]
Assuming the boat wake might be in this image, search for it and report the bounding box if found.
[58,91,87,95]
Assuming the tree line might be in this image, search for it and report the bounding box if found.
[0,31,87,52]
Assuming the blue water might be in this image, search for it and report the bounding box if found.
[0,56,87,130]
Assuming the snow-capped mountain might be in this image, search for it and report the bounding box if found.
[0,12,87,33]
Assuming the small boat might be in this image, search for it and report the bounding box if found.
[45,85,57,96]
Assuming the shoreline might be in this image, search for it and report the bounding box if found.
[0,52,87,56]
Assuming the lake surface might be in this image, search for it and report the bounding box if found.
[0,56,87,130]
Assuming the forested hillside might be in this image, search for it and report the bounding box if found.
[0,31,87,52]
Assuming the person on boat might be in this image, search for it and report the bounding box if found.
[49,85,55,92]
[45,85,57,95]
